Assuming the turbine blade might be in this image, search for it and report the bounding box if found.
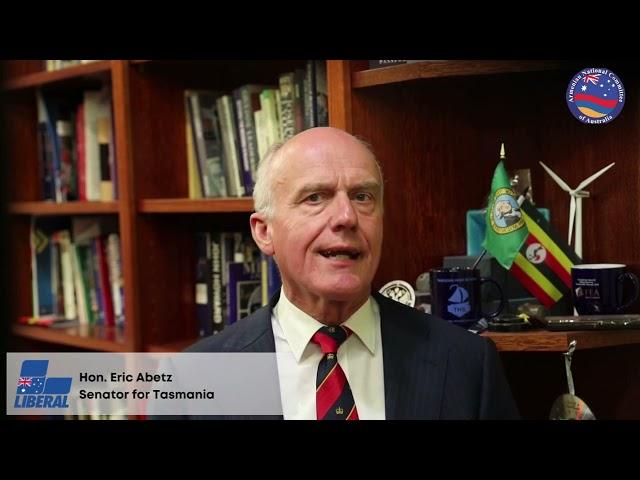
[576,162,615,191]
[568,196,576,245]
[540,161,571,192]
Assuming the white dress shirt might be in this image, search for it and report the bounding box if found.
[272,288,386,420]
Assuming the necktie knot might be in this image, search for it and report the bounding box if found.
[311,325,351,354]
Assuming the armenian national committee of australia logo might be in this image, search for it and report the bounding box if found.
[566,68,625,124]
[490,187,525,235]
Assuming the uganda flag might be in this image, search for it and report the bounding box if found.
[510,199,582,309]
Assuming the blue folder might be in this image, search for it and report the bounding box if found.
[466,208,550,255]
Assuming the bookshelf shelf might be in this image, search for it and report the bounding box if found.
[8,201,119,216]
[12,324,129,352]
[138,198,254,214]
[2,61,112,91]
[352,60,572,88]
[482,329,640,352]
[146,338,197,353]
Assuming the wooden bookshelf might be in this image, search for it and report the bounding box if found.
[2,60,112,91]
[3,60,139,352]
[483,329,640,352]
[138,198,254,214]
[352,60,574,88]
[12,324,129,352]
[8,201,119,215]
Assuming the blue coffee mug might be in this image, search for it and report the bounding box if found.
[430,267,505,327]
[572,263,640,315]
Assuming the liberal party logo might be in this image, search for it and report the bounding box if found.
[566,68,625,124]
[490,187,525,235]
[15,360,72,409]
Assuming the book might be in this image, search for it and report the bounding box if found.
[195,232,213,337]
[278,73,295,140]
[234,84,264,192]
[227,260,261,324]
[97,117,113,201]
[184,92,203,199]
[216,95,245,197]
[186,91,227,198]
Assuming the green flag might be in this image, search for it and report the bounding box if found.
[482,161,528,269]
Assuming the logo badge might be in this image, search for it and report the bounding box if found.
[14,360,72,409]
[525,243,547,264]
[566,68,625,124]
[490,187,525,234]
[447,284,471,318]
[379,280,416,307]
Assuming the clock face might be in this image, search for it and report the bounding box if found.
[379,280,416,307]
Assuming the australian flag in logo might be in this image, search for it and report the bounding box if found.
[16,360,48,394]
[16,360,72,395]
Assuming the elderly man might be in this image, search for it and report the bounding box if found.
[187,127,519,420]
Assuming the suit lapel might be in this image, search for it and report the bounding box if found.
[376,293,449,420]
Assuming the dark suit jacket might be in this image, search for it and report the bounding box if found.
[184,291,520,420]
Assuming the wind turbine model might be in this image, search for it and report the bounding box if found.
[539,161,615,259]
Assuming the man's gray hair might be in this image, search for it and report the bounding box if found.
[252,135,383,219]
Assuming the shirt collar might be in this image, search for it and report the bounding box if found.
[274,288,377,362]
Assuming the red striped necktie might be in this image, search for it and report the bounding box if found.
[311,325,359,420]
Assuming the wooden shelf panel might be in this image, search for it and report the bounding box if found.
[146,338,198,352]
[139,198,254,213]
[352,60,571,88]
[12,324,129,352]
[483,329,640,352]
[8,201,119,216]
[2,61,112,90]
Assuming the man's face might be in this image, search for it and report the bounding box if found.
[267,130,383,304]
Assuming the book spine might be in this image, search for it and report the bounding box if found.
[184,91,203,199]
[210,232,224,332]
[315,61,328,127]
[106,233,125,326]
[304,60,317,128]
[95,236,115,326]
[278,73,295,140]
[240,86,261,182]
[195,232,213,337]
[233,91,254,195]
[187,93,212,197]
[76,102,86,201]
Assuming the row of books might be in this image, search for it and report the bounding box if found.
[30,217,124,328]
[45,60,98,72]
[185,60,328,199]
[37,87,117,202]
[195,231,280,337]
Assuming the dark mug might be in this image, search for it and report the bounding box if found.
[572,264,640,315]
[429,267,505,327]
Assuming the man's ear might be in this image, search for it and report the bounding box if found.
[250,212,275,256]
